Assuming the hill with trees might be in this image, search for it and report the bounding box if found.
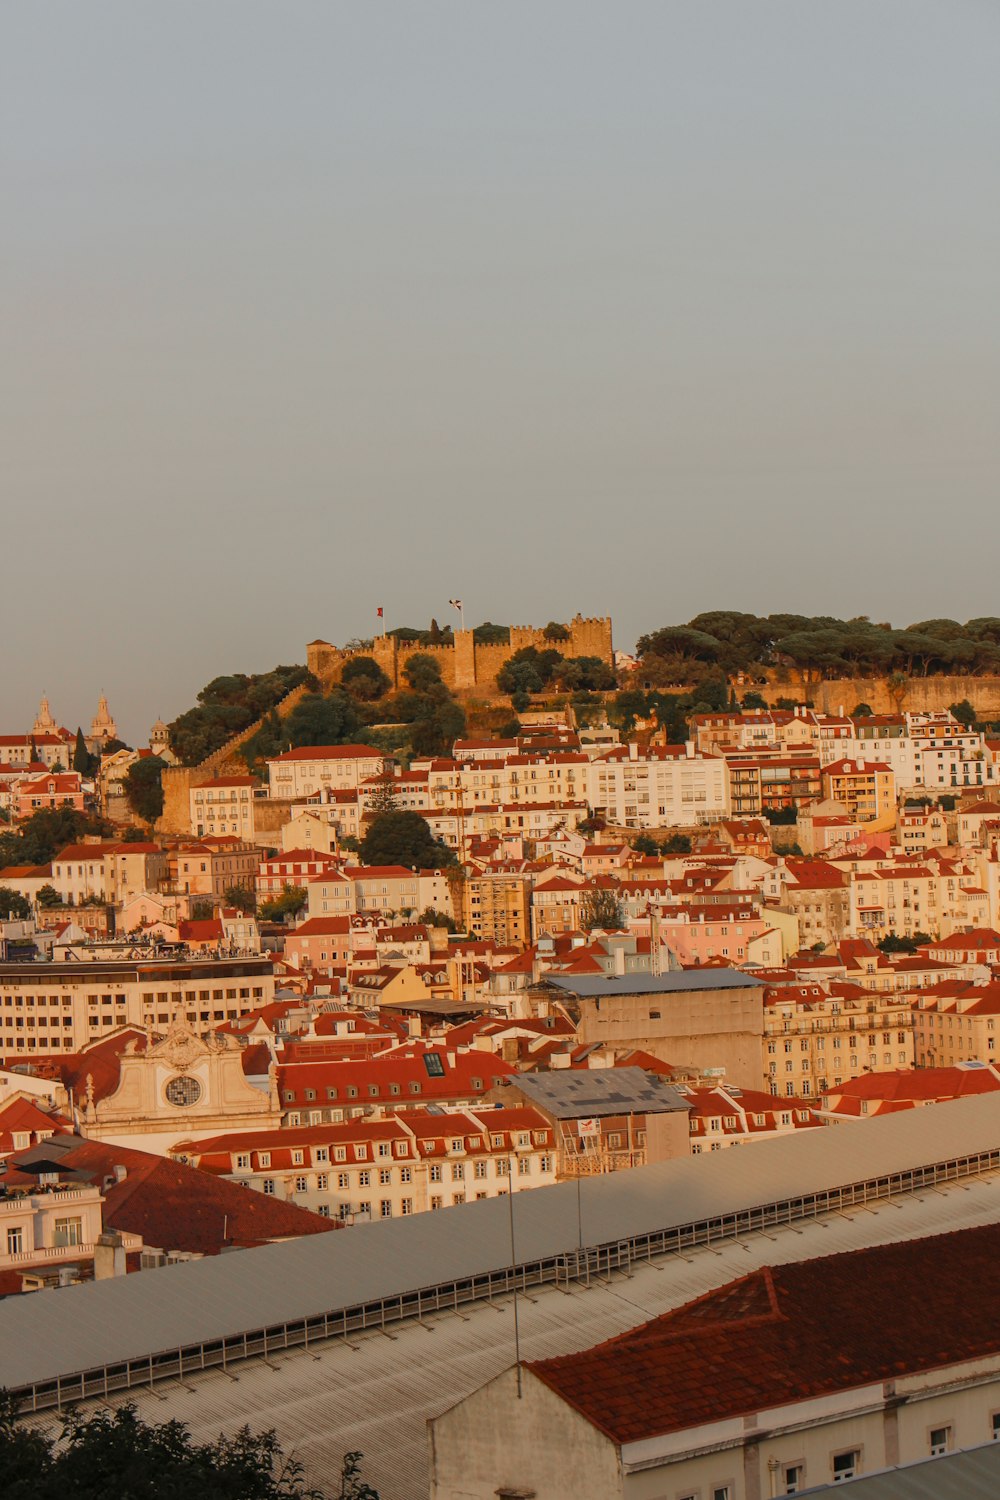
[167,666,313,767]
[635,612,1000,683]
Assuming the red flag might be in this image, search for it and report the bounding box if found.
[376,606,383,618]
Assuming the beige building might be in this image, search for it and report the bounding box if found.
[84,1019,281,1153]
[464,873,531,947]
[172,1105,555,1223]
[763,981,916,1098]
[266,744,389,801]
[190,776,258,840]
[0,956,275,1055]
[540,971,767,1090]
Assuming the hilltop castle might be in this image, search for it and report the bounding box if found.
[307,614,614,696]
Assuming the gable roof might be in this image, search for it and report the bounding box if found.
[529,1222,1000,1446]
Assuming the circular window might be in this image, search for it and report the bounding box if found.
[165,1075,202,1108]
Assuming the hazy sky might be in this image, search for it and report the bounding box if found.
[4,2,999,744]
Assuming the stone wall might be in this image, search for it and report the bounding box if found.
[760,672,1000,717]
[308,614,614,697]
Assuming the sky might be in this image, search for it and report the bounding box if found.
[3,1,1000,744]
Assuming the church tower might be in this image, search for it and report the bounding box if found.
[32,695,57,736]
[90,693,118,745]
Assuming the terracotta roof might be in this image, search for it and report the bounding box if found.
[529,1224,1000,1445]
[269,744,385,761]
[12,1136,336,1254]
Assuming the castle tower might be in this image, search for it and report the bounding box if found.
[33,695,57,736]
[90,693,118,744]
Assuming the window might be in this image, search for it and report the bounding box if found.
[832,1450,859,1482]
[379,1168,392,1185]
[783,1463,804,1493]
[474,1160,488,1179]
[358,1171,370,1187]
[262,1179,275,1195]
[929,1426,951,1456]
[295,1176,307,1193]
[712,1487,731,1500]
[6,1226,23,1255]
[292,1150,304,1166]
[991,1411,1000,1441]
[337,1172,349,1189]
[235,1153,250,1170]
[430,1164,443,1182]
[380,1200,392,1218]
[259,1152,271,1168]
[316,1174,328,1191]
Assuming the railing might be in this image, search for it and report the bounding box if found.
[13,1144,1000,1414]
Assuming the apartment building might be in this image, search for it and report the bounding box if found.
[763,981,915,1097]
[190,776,258,840]
[173,1105,555,1223]
[586,743,730,828]
[820,758,895,821]
[0,957,275,1054]
[266,744,390,800]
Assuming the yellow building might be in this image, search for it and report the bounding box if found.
[464,873,531,947]
[821,758,895,822]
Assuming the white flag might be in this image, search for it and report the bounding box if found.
[449,599,463,611]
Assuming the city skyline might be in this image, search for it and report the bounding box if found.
[5,1,1000,741]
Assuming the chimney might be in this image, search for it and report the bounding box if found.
[685,740,694,758]
[94,1230,127,1280]
[407,1015,422,1038]
[628,741,638,761]
[113,1164,127,1183]
[614,944,626,976]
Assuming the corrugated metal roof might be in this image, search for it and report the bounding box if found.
[507,1066,689,1117]
[544,968,764,997]
[23,1172,1000,1500]
[800,1443,1000,1498]
[1,1093,999,1393]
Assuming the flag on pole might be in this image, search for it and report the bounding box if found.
[376,606,383,618]
[448,599,463,611]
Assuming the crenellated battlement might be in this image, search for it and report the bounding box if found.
[308,614,614,696]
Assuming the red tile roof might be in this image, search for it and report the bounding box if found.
[529,1224,1000,1445]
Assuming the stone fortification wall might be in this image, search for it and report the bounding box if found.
[760,673,1000,717]
[307,614,613,696]
[157,681,312,836]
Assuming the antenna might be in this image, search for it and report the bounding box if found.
[507,1156,522,1398]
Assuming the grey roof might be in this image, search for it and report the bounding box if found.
[544,968,764,997]
[507,1066,689,1117]
[24,1169,1000,1500]
[1,1092,999,1397]
[799,1443,1000,1499]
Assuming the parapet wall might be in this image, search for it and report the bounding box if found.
[307,615,614,696]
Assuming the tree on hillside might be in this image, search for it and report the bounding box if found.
[72,728,98,777]
[472,622,510,644]
[367,771,399,817]
[259,885,308,923]
[168,666,312,766]
[283,691,360,748]
[660,833,692,855]
[632,833,660,857]
[0,1390,378,1498]
[542,621,570,642]
[124,756,166,823]
[580,887,626,932]
[409,699,466,757]
[0,889,31,920]
[36,885,64,908]
[0,807,114,869]
[223,884,257,915]
[360,811,456,870]
[950,698,978,729]
[240,710,288,770]
[341,657,391,702]
[402,654,445,693]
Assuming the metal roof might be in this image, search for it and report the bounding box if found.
[800,1443,1000,1498]
[1,1093,999,1395]
[507,1066,689,1118]
[544,968,765,997]
[24,1170,1000,1500]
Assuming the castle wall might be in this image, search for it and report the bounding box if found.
[308,616,613,699]
[761,672,1000,717]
